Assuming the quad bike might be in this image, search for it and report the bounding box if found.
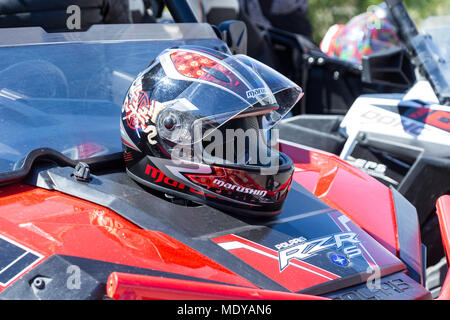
[278,0,450,297]
[0,0,448,301]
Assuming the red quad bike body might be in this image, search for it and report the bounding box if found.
[0,0,448,301]
[0,140,447,300]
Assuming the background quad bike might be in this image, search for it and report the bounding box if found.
[274,1,449,296]
[177,0,412,115]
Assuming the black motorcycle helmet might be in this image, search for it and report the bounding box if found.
[121,46,303,217]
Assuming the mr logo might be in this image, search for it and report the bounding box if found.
[278,232,361,271]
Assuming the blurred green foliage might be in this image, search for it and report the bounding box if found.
[308,0,450,44]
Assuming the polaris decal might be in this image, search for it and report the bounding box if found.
[212,211,404,292]
[213,234,341,292]
[0,234,43,286]
[277,232,361,271]
[274,236,307,250]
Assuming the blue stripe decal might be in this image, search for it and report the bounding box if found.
[0,236,41,286]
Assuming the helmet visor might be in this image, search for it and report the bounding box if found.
[156,49,303,145]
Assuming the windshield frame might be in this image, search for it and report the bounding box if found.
[385,0,450,105]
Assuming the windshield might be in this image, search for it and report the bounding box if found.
[421,16,450,60]
[384,0,450,105]
[0,24,226,179]
[420,15,450,103]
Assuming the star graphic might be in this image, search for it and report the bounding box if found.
[331,254,348,266]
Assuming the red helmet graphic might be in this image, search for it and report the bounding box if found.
[121,46,303,217]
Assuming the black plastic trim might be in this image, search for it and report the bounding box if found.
[0,148,123,187]
[323,271,431,300]
[0,254,245,300]
[27,166,290,292]
[391,186,423,284]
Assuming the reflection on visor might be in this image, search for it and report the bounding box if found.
[234,54,304,130]
[170,51,232,84]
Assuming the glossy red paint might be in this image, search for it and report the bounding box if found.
[106,272,328,300]
[280,140,399,256]
[0,141,407,298]
[0,183,256,293]
[436,195,450,300]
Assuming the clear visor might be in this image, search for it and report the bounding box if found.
[156,51,303,146]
